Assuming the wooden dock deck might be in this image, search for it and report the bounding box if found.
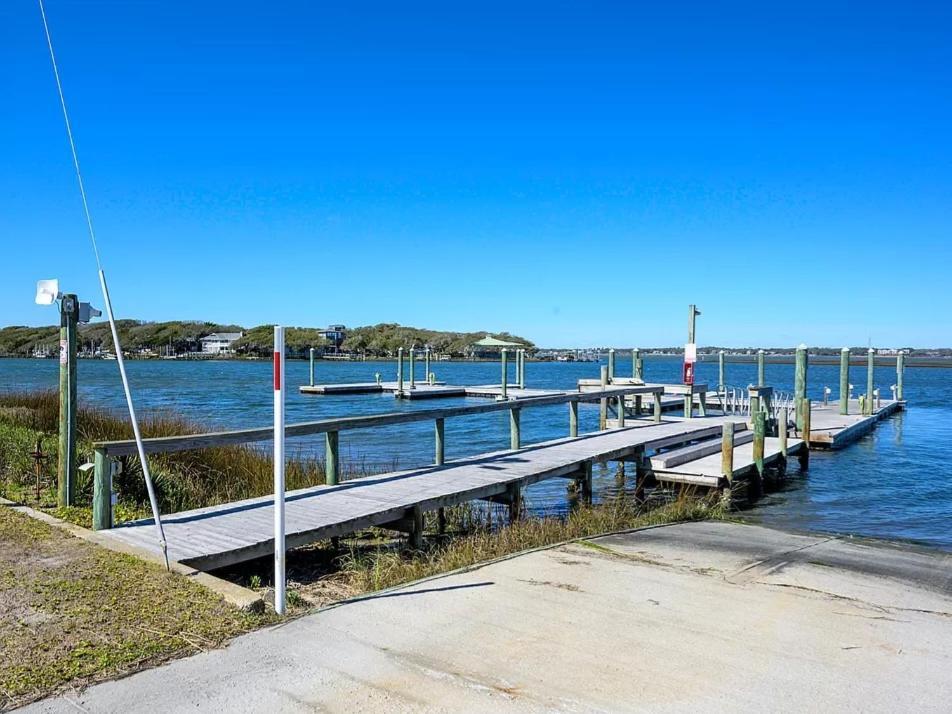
[97,417,745,571]
[652,437,805,487]
[299,381,566,400]
[803,399,903,448]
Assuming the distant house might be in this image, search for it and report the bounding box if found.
[320,325,347,353]
[200,332,242,355]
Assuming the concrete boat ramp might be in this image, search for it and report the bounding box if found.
[27,521,952,713]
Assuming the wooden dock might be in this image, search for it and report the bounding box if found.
[803,399,903,448]
[652,436,805,487]
[299,381,566,400]
[96,416,745,570]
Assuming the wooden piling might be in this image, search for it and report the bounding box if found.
[92,448,112,530]
[718,350,725,392]
[409,504,424,549]
[435,418,445,465]
[779,407,788,457]
[507,482,522,523]
[795,344,808,431]
[396,347,404,397]
[580,461,593,503]
[799,398,811,470]
[617,395,626,427]
[569,400,579,437]
[599,366,608,430]
[866,348,875,416]
[897,351,905,401]
[757,350,765,387]
[325,431,339,485]
[633,348,644,382]
[720,422,734,480]
[409,348,416,389]
[752,410,766,480]
[424,348,431,384]
[653,392,662,423]
[510,407,521,449]
[608,349,615,384]
[500,348,508,400]
[309,348,315,387]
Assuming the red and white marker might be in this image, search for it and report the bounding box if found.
[273,326,286,615]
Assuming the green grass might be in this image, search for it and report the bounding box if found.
[0,505,272,709]
[320,494,722,594]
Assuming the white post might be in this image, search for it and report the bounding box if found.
[273,326,286,615]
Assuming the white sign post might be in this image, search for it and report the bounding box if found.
[273,326,286,615]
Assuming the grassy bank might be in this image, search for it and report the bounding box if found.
[0,390,330,526]
[0,505,271,709]
[226,493,725,607]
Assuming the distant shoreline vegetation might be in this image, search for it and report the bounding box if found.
[1,320,950,364]
[0,321,534,360]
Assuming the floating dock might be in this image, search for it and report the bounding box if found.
[803,399,903,449]
[299,381,566,400]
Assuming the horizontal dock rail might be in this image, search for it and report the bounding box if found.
[90,385,666,529]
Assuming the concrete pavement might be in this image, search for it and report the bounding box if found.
[25,521,952,713]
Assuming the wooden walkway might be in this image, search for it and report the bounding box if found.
[653,437,805,487]
[97,417,744,571]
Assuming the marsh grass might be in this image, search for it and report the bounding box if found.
[0,390,349,522]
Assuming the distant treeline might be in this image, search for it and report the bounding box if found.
[0,320,534,358]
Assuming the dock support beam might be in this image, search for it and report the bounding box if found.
[866,348,875,415]
[409,348,416,389]
[309,348,315,387]
[569,400,579,437]
[757,350,765,387]
[617,394,626,427]
[653,392,662,423]
[839,347,849,415]
[92,448,112,530]
[721,422,734,482]
[599,366,608,430]
[510,407,521,450]
[580,461,593,503]
[325,431,339,486]
[608,349,615,384]
[718,350,725,393]
[752,410,766,493]
[779,408,788,458]
[633,348,643,382]
[795,344,808,431]
[507,483,522,523]
[424,348,431,385]
[897,351,905,401]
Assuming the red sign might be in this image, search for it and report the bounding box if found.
[273,352,282,390]
[682,361,695,385]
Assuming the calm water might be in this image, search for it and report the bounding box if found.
[2,356,951,550]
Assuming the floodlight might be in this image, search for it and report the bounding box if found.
[35,279,61,305]
[78,302,102,324]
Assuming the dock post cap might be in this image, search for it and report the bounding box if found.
[797,343,808,350]
[757,349,765,353]
[868,347,875,353]
[841,347,850,352]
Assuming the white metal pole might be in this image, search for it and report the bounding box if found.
[273,326,286,615]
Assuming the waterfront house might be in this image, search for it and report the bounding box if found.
[200,332,242,355]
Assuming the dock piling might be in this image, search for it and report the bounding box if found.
[720,422,734,481]
[309,348,315,387]
[779,407,788,458]
[653,392,662,422]
[718,350,725,393]
[795,344,809,430]
[799,398,811,469]
[633,348,644,382]
[617,394,626,427]
[866,348,875,416]
[500,349,508,400]
[752,410,766,489]
[409,348,416,389]
[92,448,112,530]
[897,351,905,401]
[599,366,608,430]
[510,407,521,449]
[396,347,404,397]
[569,400,579,437]
[757,350,765,387]
[435,418,445,465]
[608,349,615,384]
[325,431,339,486]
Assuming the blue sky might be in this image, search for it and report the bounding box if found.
[2,1,950,347]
